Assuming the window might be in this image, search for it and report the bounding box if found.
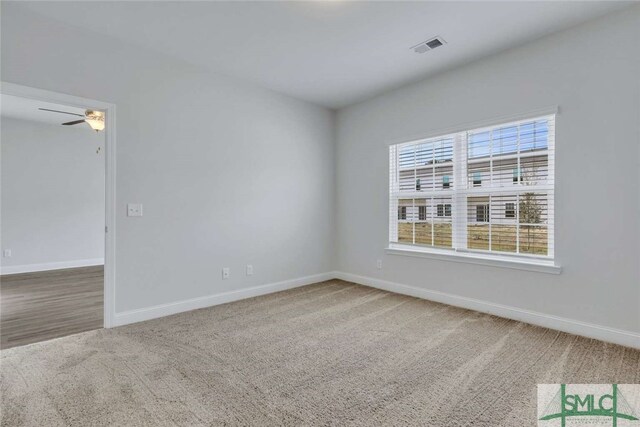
[398,206,407,220]
[472,172,482,187]
[442,175,450,189]
[418,205,427,221]
[505,202,516,218]
[476,204,489,222]
[437,203,452,217]
[513,168,522,183]
[389,114,554,260]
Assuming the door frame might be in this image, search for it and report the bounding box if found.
[1,82,117,328]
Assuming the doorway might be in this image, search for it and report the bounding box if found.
[0,83,115,348]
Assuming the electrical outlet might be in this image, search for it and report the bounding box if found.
[376,259,382,269]
[127,203,143,217]
[222,267,230,279]
[3,249,11,258]
[246,265,253,276]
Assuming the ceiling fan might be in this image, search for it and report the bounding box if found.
[39,107,105,132]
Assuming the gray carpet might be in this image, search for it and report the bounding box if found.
[1,280,639,426]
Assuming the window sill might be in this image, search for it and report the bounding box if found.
[385,244,561,274]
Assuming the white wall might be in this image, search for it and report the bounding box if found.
[1,117,105,272]
[1,5,335,314]
[336,7,640,334]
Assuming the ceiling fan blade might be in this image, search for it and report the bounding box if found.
[62,119,86,126]
[39,108,84,117]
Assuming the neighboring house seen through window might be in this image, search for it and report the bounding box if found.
[389,114,554,260]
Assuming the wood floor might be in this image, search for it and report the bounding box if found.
[0,266,103,349]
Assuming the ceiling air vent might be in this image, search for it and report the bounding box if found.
[412,36,446,54]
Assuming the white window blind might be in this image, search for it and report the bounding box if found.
[389,114,555,260]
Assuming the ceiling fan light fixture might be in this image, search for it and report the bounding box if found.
[85,110,105,132]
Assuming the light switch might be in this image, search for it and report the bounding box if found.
[127,203,143,217]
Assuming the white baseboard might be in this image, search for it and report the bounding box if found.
[80,267,640,349]
[113,272,335,327]
[334,271,640,350]
[1,258,105,275]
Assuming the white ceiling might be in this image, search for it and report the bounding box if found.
[16,1,632,109]
[0,94,87,125]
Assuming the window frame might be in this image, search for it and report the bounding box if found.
[505,202,516,219]
[513,168,523,183]
[472,172,482,187]
[398,206,407,221]
[418,205,427,221]
[437,203,453,218]
[476,204,489,222]
[388,109,558,272]
[442,175,450,189]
